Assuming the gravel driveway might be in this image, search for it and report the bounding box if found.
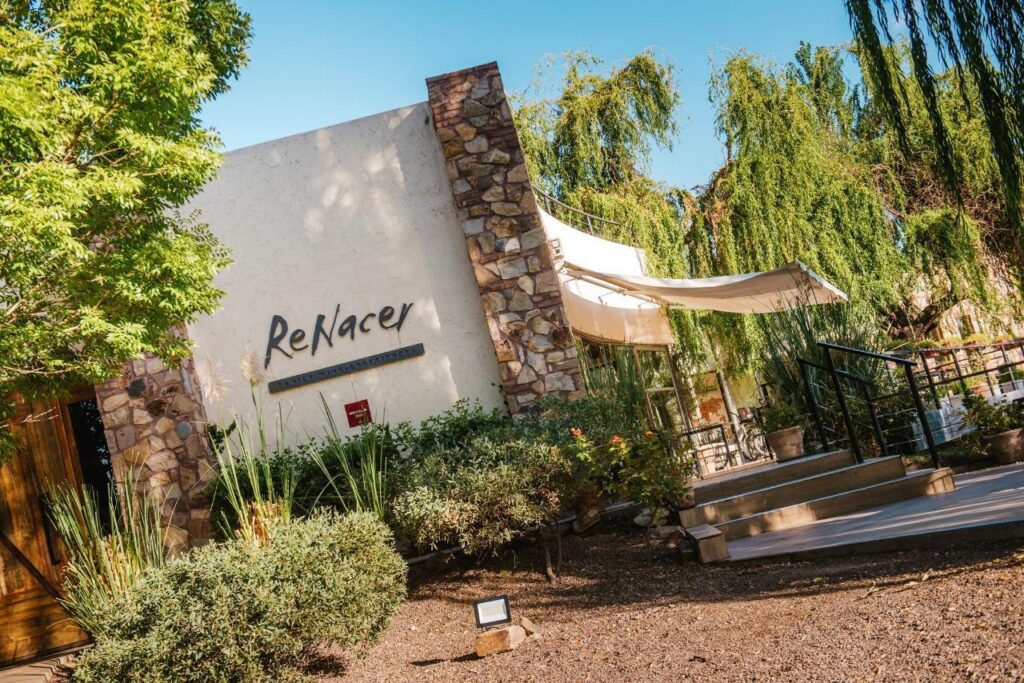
[326,520,1024,682]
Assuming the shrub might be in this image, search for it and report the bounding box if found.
[391,437,569,555]
[962,393,1024,436]
[389,396,695,555]
[71,511,406,683]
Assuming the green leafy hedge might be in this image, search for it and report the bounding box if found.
[72,511,406,683]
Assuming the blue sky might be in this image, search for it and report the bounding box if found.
[201,1,857,189]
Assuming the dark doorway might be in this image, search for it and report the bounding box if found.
[64,395,115,529]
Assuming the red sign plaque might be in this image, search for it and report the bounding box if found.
[345,399,372,428]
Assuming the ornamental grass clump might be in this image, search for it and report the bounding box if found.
[71,510,406,683]
[47,471,166,636]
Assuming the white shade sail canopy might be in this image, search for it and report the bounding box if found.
[540,207,847,345]
[563,260,848,314]
[541,209,675,346]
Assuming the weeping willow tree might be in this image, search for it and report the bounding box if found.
[514,51,708,362]
[514,47,1017,374]
[846,0,1024,253]
[696,44,1014,366]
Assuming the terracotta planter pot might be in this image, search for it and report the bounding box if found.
[766,426,805,462]
[984,428,1024,465]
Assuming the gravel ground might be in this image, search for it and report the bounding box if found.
[326,520,1024,683]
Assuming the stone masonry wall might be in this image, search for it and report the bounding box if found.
[426,62,586,414]
[95,354,216,552]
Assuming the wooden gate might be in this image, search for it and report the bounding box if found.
[0,396,92,667]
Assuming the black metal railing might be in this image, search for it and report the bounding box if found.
[678,423,733,475]
[679,419,771,476]
[817,342,939,468]
[800,338,1024,471]
[533,187,641,243]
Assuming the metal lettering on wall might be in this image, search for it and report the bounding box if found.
[267,343,425,394]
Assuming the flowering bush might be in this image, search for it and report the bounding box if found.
[566,426,694,514]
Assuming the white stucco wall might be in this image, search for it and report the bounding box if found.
[184,103,504,444]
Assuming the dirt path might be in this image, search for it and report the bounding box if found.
[327,520,1024,682]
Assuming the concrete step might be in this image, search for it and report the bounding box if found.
[693,449,856,505]
[682,455,907,527]
[716,467,956,541]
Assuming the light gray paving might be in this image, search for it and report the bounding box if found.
[728,463,1024,561]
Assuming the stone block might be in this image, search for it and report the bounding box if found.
[496,258,528,279]
[507,164,530,182]
[534,272,559,296]
[102,393,129,413]
[519,617,541,638]
[497,236,520,253]
[146,449,179,473]
[462,99,488,118]
[114,425,138,450]
[545,372,576,392]
[516,365,537,384]
[484,291,507,313]
[475,625,527,658]
[482,185,505,201]
[492,201,521,216]
[488,217,519,237]
[465,136,488,153]
[480,148,511,164]
[122,440,150,466]
[106,406,131,429]
[509,291,534,312]
[520,228,546,250]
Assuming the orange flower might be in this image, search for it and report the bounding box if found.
[570,427,583,438]
[644,430,655,440]
[611,434,623,444]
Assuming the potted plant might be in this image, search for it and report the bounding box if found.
[758,401,807,462]
[915,338,943,359]
[962,393,1024,465]
[965,374,991,397]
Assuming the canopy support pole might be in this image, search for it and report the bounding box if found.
[715,369,743,467]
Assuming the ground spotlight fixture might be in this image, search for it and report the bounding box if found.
[473,595,511,629]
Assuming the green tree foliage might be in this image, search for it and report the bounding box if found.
[514,52,707,361]
[845,0,1024,247]
[0,1,251,403]
[697,45,1008,363]
[515,47,1017,374]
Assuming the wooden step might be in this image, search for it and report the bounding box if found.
[683,456,907,527]
[693,450,856,505]
[716,467,956,541]
[685,524,730,563]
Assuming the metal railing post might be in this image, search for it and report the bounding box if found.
[903,363,940,469]
[918,351,941,407]
[950,349,968,394]
[821,344,863,462]
[858,380,887,457]
[798,358,830,451]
